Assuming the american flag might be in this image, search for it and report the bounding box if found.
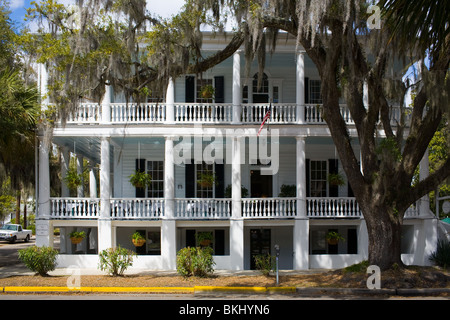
[257,104,271,136]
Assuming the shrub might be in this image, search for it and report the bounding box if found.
[18,246,58,276]
[98,246,137,276]
[429,239,450,269]
[177,246,215,277]
[254,253,275,276]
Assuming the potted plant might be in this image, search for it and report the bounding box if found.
[64,168,83,192]
[326,231,345,245]
[69,231,86,244]
[131,231,146,247]
[200,84,215,99]
[196,231,213,247]
[327,173,345,187]
[129,170,152,189]
[224,184,249,198]
[197,171,217,188]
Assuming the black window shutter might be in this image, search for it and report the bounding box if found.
[214,229,225,255]
[304,77,309,104]
[185,76,195,102]
[306,159,310,197]
[329,159,339,197]
[185,162,195,198]
[214,76,224,103]
[347,229,358,254]
[135,159,146,198]
[214,163,225,198]
[186,230,196,248]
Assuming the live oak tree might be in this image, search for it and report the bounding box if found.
[24,0,450,270]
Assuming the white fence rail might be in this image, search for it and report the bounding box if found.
[48,197,422,220]
[175,103,233,123]
[110,103,166,122]
[110,198,164,219]
[242,198,297,218]
[50,198,100,219]
[307,197,361,218]
[241,104,297,124]
[67,103,101,123]
[175,198,231,219]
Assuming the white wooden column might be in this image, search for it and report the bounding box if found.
[98,137,112,251]
[162,136,176,269]
[76,154,84,197]
[419,148,431,217]
[166,78,175,124]
[293,135,308,270]
[230,135,244,270]
[89,164,97,198]
[101,83,112,123]
[36,138,53,247]
[296,136,307,218]
[61,147,70,197]
[232,50,242,124]
[296,50,305,124]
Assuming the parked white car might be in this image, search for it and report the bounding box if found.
[0,224,32,243]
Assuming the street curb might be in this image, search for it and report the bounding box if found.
[1,286,449,295]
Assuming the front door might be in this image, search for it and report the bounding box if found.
[250,229,271,269]
[250,169,273,197]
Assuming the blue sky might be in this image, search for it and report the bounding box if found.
[8,0,186,29]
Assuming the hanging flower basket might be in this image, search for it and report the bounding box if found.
[69,231,86,244]
[132,239,146,247]
[326,231,345,245]
[131,231,146,247]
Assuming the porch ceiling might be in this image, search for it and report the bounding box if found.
[52,136,103,163]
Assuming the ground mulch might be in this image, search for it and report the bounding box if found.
[0,266,448,289]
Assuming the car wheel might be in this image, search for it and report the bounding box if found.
[9,236,16,244]
[24,235,30,242]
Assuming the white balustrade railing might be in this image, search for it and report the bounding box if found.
[110,198,164,219]
[241,103,297,124]
[110,103,166,122]
[67,103,101,123]
[50,198,100,219]
[307,197,361,218]
[242,198,297,218]
[175,103,233,123]
[48,197,422,220]
[175,198,231,219]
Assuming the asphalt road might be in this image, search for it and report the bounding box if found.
[0,236,37,267]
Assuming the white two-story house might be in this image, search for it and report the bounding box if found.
[35,32,438,271]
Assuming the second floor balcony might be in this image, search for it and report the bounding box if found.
[66,102,411,126]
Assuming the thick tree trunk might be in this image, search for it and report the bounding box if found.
[363,204,404,271]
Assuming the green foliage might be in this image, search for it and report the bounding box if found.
[131,231,145,241]
[224,184,249,198]
[254,253,275,277]
[278,184,296,197]
[69,231,86,239]
[98,246,136,277]
[343,260,370,273]
[63,168,83,191]
[18,246,58,276]
[176,246,215,278]
[429,239,450,269]
[129,170,152,188]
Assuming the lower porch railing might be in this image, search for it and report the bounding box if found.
[49,197,422,220]
[175,198,231,219]
[242,198,297,218]
[50,198,100,219]
[110,198,164,219]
